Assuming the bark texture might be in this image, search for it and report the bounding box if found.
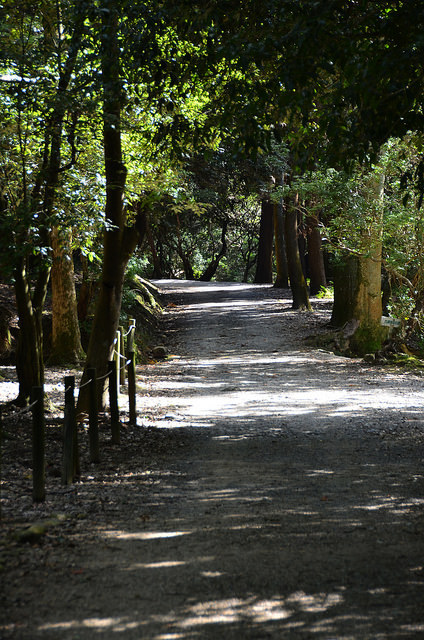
[14,262,49,405]
[284,194,311,310]
[12,9,85,404]
[332,172,386,355]
[254,199,274,284]
[273,202,289,288]
[306,215,327,296]
[77,5,145,413]
[50,227,84,364]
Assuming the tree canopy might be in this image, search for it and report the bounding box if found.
[2,0,424,400]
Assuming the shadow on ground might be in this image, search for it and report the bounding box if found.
[2,280,424,639]
[16,425,424,639]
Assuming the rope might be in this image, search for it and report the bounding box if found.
[78,377,94,391]
[77,368,111,391]
[113,349,128,361]
[123,324,135,337]
[95,370,112,382]
[1,398,39,422]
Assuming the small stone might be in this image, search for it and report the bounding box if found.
[14,524,47,544]
[152,345,167,359]
[363,353,376,363]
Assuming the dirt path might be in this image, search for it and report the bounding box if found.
[2,281,424,639]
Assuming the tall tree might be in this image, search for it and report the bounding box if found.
[331,168,386,353]
[306,213,326,296]
[254,199,274,284]
[77,1,146,412]
[49,226,84,364]
[273,201,289,289]
[284,190,311,310]
[0,1,87,403]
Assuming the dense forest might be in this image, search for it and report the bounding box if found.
[1,0,424,406]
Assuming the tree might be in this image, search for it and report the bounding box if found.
[305,213,326,296]
[199,219,228,281]
[254,199,274,284]
[179,147,262,282]
[160,0,424,322]
[331,169,386,354]
[4,0,424,392]
[273,200,289,289]
[77,1,146,412]
[49,226,84,364]
[0,0,87,403]
[284,189,311,311]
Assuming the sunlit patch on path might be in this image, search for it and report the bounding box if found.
[138,280,424,434]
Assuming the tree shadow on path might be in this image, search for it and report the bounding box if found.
[2,280,424,639]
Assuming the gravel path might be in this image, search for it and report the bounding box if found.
[2,280,424,639]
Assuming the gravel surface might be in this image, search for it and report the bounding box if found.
[1,280,424,639]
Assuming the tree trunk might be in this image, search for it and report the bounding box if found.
[332,171,386,355]
[284,193,311,310]
[77,254,96,322]
[200,220,228,281]
[254,199,274,283]
[0,311,12,359]
[243,253,257,283]
[14,260,50,406]
[331,254,361,327]
[273,201,289,288]
[77,5,145,413]
[306,214,327,295]
[175,212,194,279]
[145,210,163,278]
[297,211,308,279]
[49,227,84,364]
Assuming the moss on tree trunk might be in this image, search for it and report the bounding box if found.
[331,171,386,355]
[49,227,84,364]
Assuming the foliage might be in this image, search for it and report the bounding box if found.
[288,136,424,347]
[2,0,424,371]
[0,0,97,278]
[315,285,334,300]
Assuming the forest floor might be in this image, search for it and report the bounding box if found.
[1,280,424,639]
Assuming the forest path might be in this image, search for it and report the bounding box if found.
[133,280,424,638]
[3,280,424,639]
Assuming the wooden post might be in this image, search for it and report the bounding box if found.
[119,325,125,386]
[108,360,120,444]
[62,376,78,485]
[127,318,136,354]
[0,406,2,519]
[31,386,45,502]
[87,368,100,463]
[113,330,120,394]
[127,351,136,426]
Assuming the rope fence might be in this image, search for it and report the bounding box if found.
[0,399,39,423]
[1,318,138,503]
